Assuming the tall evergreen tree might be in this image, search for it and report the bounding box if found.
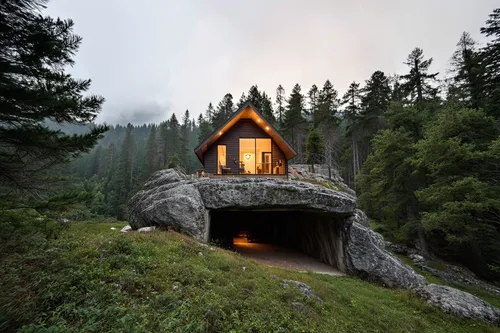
[401,48,439,104]
[211,94,234,129]
[480,8,500,116]
[448,32,484,109]
[237,92,247,108]
[0,0,107,193]
[359,71,391,158]
[275,85,286,127]
[247,85,263,111]
[305,127,324,173]
[308,84,320,120]
[142,125,158,180]
[341,82,363,187]
[167,114,181,166]
[180,110,190,168]
[260,92,276,123]
[283,84,306,157]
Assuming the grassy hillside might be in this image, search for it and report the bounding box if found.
[1,220,499,333]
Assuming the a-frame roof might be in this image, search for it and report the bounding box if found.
[194,102,297,164]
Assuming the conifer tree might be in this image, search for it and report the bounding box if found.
[211,94,234,129]
[142,125,158,180]
[236,92,247,108]
[0,0,108,193]
[283,83,305,148]
[308,84,320,120]
[359,71,391,157]
[341,82,363,187]
[480,8,500,116]
[305,127,324,173]
[261,92,276,123]
[401,48,439,104]
[275,85,286,127]
[448,32,484,109]
[247,85,263,110]
[180,110,190,168]
[167,114,181,166]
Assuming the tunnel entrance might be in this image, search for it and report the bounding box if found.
[209,210,346,273]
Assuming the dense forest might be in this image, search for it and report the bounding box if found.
[1,0,499,282]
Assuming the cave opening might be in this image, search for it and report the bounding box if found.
[208,210,346,272]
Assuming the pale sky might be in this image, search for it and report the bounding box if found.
[45,0,498,125]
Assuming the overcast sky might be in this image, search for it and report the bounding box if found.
[45,0,498,125]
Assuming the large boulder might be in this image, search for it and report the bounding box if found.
[416,284,500,325]
[343,220,426,289]
[196,177,355,214]
[128,169,357,239]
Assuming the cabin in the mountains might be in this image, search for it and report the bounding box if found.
[194,102,296,176]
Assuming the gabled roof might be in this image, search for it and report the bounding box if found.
[194,102,297,164]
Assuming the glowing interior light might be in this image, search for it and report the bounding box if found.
[257,119,261,123]
[219,131,223,135]
[265,126,270,130]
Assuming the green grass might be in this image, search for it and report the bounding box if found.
[1,221,499,333]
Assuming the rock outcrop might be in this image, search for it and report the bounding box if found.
[128,169,500,324]
[416,284,500,325]
[129,169,356,240]
[343,217,426,289]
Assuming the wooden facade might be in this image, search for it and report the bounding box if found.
[194,103,296,176]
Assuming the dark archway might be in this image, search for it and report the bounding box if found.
[209,210,346,271]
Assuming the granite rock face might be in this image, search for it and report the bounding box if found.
[343,220,426,289]
[129,169,423,290]
[416,284,500,325]
[128,169,356,239]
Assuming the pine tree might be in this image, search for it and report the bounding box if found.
[401,48,439,104]
[308,84,320,120]
[157,122,168,168]
[142,125,158,180]
[167,114,181,166]
[341,82,363,188]
[305,127,324,173]
[237,92,247,108]
[283,84,306,157]
[448,32,484,109]
[413,106,500,278]
[275,85,286,127]
[359,71,391,157]
[0,0,108,193]
[261,92,276,123]
[247,85,263,110]
[316,80,340,126]
[480,8,500,117]
[180,110,190,168]
[211,94,234,129]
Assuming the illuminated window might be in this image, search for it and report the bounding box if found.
[239,138,271,174]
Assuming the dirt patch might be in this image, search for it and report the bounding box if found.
[233,237,343,276]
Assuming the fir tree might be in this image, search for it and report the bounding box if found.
[305,127,324,173]
[448,32,484,109]
[260,92,276,123]
[359,71,391,157]
[237,92,247,108]
[180,110,191,168]
[401,48,439,104]
[275,85,286,127]
[142,125,158,180]
[0,0,108,193]
[247,85,263,110]
[480,8,500,117]
[283,84,306,153]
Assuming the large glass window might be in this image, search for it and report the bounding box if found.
[239,138,271,174]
